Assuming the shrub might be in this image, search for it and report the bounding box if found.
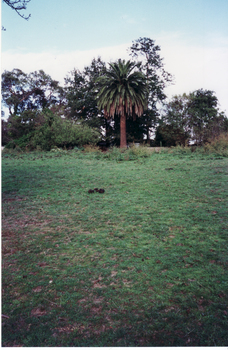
[4,110,101,151]
[30,111,101,151]
[5,132,34,150]
[170,145,192,155]
[83,145,101,153]
[204,133,228,156]
[128,144,151,158]
[100,145,152,161]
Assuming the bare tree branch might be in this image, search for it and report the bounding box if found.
[3,0,31,20]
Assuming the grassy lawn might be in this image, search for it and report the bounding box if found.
[2,148,228,346]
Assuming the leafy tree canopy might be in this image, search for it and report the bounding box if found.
[1,69,64,116]
[64,57,106,129]
[129,37,173,142]
[157,89,227,145]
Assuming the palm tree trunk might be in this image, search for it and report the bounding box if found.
[120,113,127,148]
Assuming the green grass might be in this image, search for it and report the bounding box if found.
[2,148,228,346]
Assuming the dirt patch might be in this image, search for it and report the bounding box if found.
[2,214,53,232]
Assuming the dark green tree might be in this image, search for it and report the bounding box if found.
[155,90,227,146]
[129,37,173,143]
[64,57,106,130]
[1,69,65,143]
[155,94,191,146]
[96,59,147,148]
[2,69,64,116]
[155,122,189,147]
[188,89,226,144]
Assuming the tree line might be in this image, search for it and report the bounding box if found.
[1,37,227,150]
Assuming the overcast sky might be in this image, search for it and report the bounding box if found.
[1,0,228,114]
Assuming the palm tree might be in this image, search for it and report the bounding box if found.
[96,59,147,148]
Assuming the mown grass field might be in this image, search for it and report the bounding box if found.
[2,148,228,346]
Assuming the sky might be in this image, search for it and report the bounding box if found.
[1,0,228,116]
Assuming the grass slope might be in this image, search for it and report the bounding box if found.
[2,149,228,346]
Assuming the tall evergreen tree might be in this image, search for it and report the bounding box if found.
[129,37,173,143]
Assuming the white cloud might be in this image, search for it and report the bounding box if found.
[1,44,130,85]
[1,35,228,114]
[157,33,228,113]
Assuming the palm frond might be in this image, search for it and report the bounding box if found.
[96,59,147,119]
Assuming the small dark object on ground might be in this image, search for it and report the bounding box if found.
[88,188,104,193]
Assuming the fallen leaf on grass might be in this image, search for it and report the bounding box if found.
[93,297,104,304]
[93,283,106,289]
[218,293,225,298]
[32,286,42,293]
[122,279,132,287]
[92,276,103,284]
[167,283,174,288]
[164,306,176,313]
[185,264,193,268]
[37,262,48,267]
[54,323,84,334]
[110,282,118,287]
[91,306,102,313]
[78,298,87,303]
[31,307,47,317]
[111,271,117,277]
